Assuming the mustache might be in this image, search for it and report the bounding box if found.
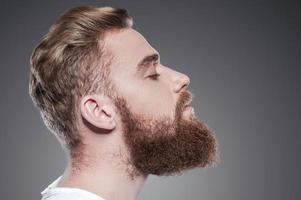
[175,90,193,119]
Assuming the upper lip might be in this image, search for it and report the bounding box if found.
[185,99,192,107]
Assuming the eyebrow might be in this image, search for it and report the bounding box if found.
[136,52,160,73]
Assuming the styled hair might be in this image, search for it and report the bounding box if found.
[29,6,133,156]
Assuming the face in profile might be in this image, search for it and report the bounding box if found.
[105,28,218,178]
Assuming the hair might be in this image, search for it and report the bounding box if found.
[29,6,133,158]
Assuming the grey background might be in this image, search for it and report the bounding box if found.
[1,0,300,199]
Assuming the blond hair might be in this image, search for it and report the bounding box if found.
[29,6,133,156]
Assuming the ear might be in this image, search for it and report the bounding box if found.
[80,94,116,131]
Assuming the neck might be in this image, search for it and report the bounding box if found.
[57,151,147,200]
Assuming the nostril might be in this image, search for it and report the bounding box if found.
[181,84,189,92]
[172,70,190,93]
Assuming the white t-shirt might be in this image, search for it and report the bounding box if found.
[41,175,106,200]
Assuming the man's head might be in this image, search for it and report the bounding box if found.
[29,6,218,178]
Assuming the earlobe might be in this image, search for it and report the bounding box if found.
[80,95,116,131]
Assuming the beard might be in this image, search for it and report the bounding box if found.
[111,90,219,178]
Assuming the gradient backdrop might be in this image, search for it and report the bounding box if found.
[1,0,300,199]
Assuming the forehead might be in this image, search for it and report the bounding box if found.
[104,28,157,65]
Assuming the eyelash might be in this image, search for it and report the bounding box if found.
[146,61,160,80]
[148,73,160,80]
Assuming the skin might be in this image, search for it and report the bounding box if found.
[106,28,191,120]
[57,28,217,200]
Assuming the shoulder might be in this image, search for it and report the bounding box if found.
[41,193,87,200]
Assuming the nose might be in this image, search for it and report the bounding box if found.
[172,70,190,93]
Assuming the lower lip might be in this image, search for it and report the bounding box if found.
[184,105,195,116]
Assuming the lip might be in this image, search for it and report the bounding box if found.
[185,99,192,107]
[183,105,195,116]
[184,105,193,111]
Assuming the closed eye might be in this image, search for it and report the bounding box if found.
[146,61,160,80]
[147,73,160,80]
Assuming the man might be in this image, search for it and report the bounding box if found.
[29,5,218,200]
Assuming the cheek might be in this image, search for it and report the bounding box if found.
[114,75,174,118]
[141,85,174,117]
